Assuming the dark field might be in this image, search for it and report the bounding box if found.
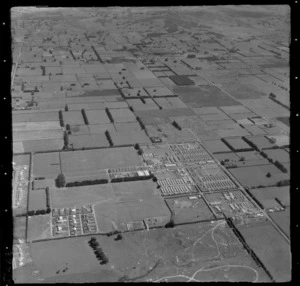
[276,117,289,127]
[174,86,239,107]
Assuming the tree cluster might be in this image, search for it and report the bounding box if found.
[136,116,145,130]
[111,174,153,183]
[274,161,288,173]
[88,237,109,265]
[66,124,71,135]
[276,179,290,187]
[55,173,66,188]
[66,179,108,187]
[105,130,113,147]
[63,131,69,149]
[172,121,182,131]
[45,187,50,209]
[81,109,89,125]
[105,108,114,123]
[58,110,64,127]
[27,208,51,216]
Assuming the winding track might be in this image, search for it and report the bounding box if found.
[153,220,259,282]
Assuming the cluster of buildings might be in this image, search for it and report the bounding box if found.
[51,205,97,237]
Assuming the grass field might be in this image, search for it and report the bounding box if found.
[28,189,47,211]
[169,116,220,140]
[174,85,239,107]
[223,138,253,152]
[89,124,116,134]
[228,164,289,188]
[269,207,290,238]
[263,149,289,163]
[13,129,63,142]
[276,117,289,127]
[70,125,90,135]
[63,111,85,125]
[110,130,151,145]
[69,221,269,282]
[85,110,111,124]
[32,152,61,179]
[202,140,232,153]
[94,181,170,232]
[249,186,290,208]
[13,121,61,132]
[236,221,291,282]
[165,196,215,224]
[27,214,52,241]
[220,82,265,99]
[13,111,59,123]
[69,134,110,148]
[51,184,116,208]
[30,236,109,279]
[110,108,137,123]
[13,154,30,166]
[244,136,277,150]
[213,152,240,162]
[13,142,25,154]
[114,122,141,132]
[60,147,142,175]
[22,138,64,153]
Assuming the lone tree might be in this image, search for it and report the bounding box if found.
[56,173,66,188]
[266,172,271,178]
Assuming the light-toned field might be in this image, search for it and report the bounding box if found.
[27,214,52,241]
[51,184,116,208]
[13,129,63,142]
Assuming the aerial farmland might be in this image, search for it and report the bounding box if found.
[11,6,290,283]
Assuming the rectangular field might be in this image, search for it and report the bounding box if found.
[63,111,85,125]
[173,85,239,107]
[13,111,59,123]
[51,184,116,208]
[32,152,61,179]
[237,221,291,282]
[269,207,290,238]
[69,134,109,149]
[13,129,63,142]
[249,186,290,208]
[60,147,143,176]
[28,189,47,211]
[27,214,52,241]
[22,138,64,153]
[109,130,151,146]
[85,110,111,124]
[110,108,136,123]
[228,164,289,189]
[165,196,215,224]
